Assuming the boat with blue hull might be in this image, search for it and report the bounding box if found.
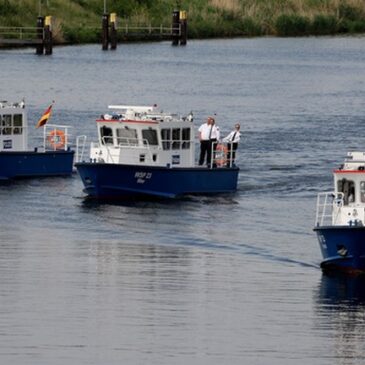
[314,152,365,274]
[75,105,239,199]
[0,101,75,180]
[0,150,74,180]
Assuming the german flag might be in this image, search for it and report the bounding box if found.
[36,103,53,128]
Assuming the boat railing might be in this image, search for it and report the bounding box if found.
[315,192,344,227]
[75,135,87,163]
[116,137,155,152]
[210,141,238,169]
[116,137,139,147]
[43,124,72,152]
[126,138,156,162]
[98,137,116,163]
[93,137,155,163]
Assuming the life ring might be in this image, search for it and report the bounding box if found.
[215,143,228,167]
[47,129,66,149]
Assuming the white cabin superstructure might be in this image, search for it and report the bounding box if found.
[90,105,196,167]
[0,100,28,151]
[316,152,365,227]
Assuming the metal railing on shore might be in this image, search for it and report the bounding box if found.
[83,23,179,39]
[0,26,42,44]
[119,24,179,37]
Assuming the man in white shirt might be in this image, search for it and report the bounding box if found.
[223,123,241,167]
[198,116,220,167]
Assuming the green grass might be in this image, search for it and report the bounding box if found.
[0,0,364,42]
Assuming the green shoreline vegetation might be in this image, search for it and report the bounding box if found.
[1,0,365,43]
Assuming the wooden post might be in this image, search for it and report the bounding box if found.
[110,13,117,50]
[36,16,44,55]
[179,10,187,45]
[102,13,109,50]
[44,15,53,55]
[172,10,180,46]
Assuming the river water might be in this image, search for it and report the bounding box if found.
[1,36,365,364]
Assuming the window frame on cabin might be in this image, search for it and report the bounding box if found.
[13,114,23,135]
[116,127,138,146]
[337,178,355,205]
[1,114,12,135]
[100,126,114,145]
[161,128,171,150]
[142,128,158,147]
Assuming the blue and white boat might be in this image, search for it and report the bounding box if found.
[314,152,365,273]
[0,100,74,180]
[75,105,239,199]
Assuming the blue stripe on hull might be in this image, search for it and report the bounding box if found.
[75,163,239,199]
[0,151,74,180]
[314,226,365,273]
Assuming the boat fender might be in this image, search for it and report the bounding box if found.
[215,144,228,167]
[48,129,66,150]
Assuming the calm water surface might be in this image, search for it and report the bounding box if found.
[1,37,365,364]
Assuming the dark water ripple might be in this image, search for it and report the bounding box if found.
[1,37,365,364]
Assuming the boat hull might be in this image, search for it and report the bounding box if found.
[0,150,75,180]
[75,162,239,199]
[314,226,365,274]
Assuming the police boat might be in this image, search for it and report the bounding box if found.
[0,100,75,180]
[75,105,239,199]
[314,152,365,274]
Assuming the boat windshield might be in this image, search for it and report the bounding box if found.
[116,128,138,146]
[337,178,355,205]
[100,126,113,145]
[142,128,158,146]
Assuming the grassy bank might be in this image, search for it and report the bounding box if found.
[0,0,365,43]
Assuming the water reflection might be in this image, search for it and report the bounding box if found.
[318,273,365,305]
[79,193,240,208]
[315,273,365,365]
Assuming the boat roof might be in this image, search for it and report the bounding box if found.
[98,105,193,124]
[0,100,25,109]
[334,152,365,174]
[108,105,156,113]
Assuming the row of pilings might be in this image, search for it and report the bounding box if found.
[34,10,187,55]
[102,10,187,51]
[172,10,187,46]
[36,16,53,55]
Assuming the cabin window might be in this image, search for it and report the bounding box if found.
[182,128,191,149]
[13,114,23,135]
[1,114,12,135]
[116,128,138,146]
[360,182,365,203]
[337,178,355,205]
[142,128,158,146]
[172,128,180,150]
[100,126,113,145]
[161,128,171,150]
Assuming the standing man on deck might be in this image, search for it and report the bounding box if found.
[198,116,220,167]
[223,123,241,167]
